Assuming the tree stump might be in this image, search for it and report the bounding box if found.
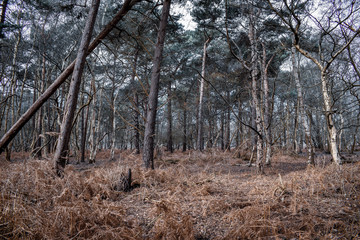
[115,169,132,192]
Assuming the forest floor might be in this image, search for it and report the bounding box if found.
[0,149,360,239]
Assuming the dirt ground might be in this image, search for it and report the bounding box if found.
[0,149,359,239]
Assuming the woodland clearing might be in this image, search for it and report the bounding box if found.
[0,150,359,239]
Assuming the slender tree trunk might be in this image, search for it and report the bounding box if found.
[110,90,119,161]
[224,91,231,151]
[249,14,264,174]
[0,0,141,155]
[4,16,21,160]
[182,100,187,152]
[293,98,300,153]
[260,44,272,165]
[249,105,257,166]
[35,55,47,158]
[80,98,90,162]
[131,49,140,154]
[35,103,43,158]
[312,112,322,149]
[220,111,225,150]
[166,80,173,153]
[0,0,8,38]
[207,115,213,148]
[17,61,29,152]
[236,97,242,158]
[338,113,344,152]
[142,0,171,169]
[89,88,103,163]
[197,37,211,151]
[285,102,292,150]
[321,71,342,164]
[350,113,359,154]
[53,0,100,176]
[134,91,140,154]
[291,46,314,164]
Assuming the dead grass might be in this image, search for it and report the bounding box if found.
[0,150,359,239]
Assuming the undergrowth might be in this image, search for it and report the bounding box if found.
[0,150,359,239]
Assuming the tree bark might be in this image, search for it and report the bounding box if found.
[182,100,187,152]
[220,111,225,151]
[166,80,173,153]
[260,43,273,165]
[293,98,300,153]
[134,91,141,154]
[291,46,314,164]
[0,0,141,155]
[89,87,103,164]
[236,97,242,158]
[53,0,100,176]
[142,0,171,169]
[285,101,291,150]
[110,90,119,161]
[4,14,21,160]
[197,37,211,151]
[0,0,8,37]
[131,49,140,154]
[225,91,231,151]
[80,97,90,162]
[267,0,360,165]
[321,71,342,164]
[249,13,264,174]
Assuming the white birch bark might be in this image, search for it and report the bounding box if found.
[110,90,119,161]
[89,88,103,163]
[197,37,211,151]
[248,14,264,173]
[321,72,342,164]
[292,47,315,164]
[260,43,273,165]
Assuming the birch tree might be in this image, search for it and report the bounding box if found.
[197,36,211,151]
[267,0,360,165]
[291,45,315,165]
[249,12,264,173]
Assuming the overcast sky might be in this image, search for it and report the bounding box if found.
[172,1,197,30]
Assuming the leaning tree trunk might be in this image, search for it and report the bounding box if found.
[197,37,211,152]
[0,0,141,155]
[291,46,315,165]
[53,0,100,176]
[142,0,171,169]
